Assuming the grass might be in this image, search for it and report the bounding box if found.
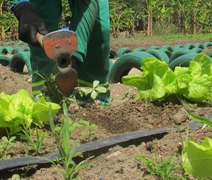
[134,154,182,180]
[111,33,212,43]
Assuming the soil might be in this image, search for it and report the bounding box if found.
[0,38,212,180]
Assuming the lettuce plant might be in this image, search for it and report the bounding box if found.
[122,54,212,102]
[182,111,212,178]
[0,89,60,134]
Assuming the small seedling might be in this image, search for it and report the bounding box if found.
[75,80,107,101]
[49,103,92,179]
[0,136,16,160]
[33,73,64,103]
[134,154,181,179]
[79,120,98,141]
[20,127,46,155]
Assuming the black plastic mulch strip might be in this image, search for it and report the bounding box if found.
[0,121,202,171]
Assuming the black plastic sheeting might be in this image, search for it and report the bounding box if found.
[0,121,202,172]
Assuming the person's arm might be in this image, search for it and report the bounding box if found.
[8,0,48,45]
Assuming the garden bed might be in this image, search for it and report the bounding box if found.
[0,38,211,179]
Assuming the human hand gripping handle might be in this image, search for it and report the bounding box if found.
[13,2,48,46]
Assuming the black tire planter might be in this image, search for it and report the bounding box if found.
[147,46,160,50]
[12,47,29,54]
[183,43,195,50]
[169,53,198,70]
[116,47,132,57]
[160,48,172,58]
[169,48,191,63]
[202,42,212,48]
[147,49,170,64]
[133,47,146,52]
[193,43,204,49]
[173,44,184,49]
[109,51,154,83]
[10,51,32,74]
[0,55,10,66]
[0,47,13,55]
[161,45,174,52]
[190,47,203,53]
[109,48,118,59]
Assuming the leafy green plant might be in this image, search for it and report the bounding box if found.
[75,80,107,101]
[49,103,92,179]
[134,154,181,179]
[123,54,212,103]
[182,110,212,178]
[0,136,16,160]
[79,120,98,141]
[0,89,61,134]
[20,128,46,155]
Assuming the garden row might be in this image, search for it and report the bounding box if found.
[109,42,212,83]
[0,41,211,80]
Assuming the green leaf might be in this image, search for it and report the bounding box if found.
[0,90,34,133]
[182,138,212,178]
[93,80,100,88]
[1,136,8,142]
[67,140,77,167]
[139,73,166,101]
[96,86,107,93]
[175,54,212,102]
[123,58,176,101]
[142,58,169,77]
[91,90,98,100]
[122,74,145,90]
[32,97,60,126]
[62,117,70,156]
[185,110,212,127]
[79,87,93,95]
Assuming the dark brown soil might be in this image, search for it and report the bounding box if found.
[0,38,211,180]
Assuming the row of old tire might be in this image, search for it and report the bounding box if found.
[0,41,211,81]
[0,41,32,73]
[109,42,212,83]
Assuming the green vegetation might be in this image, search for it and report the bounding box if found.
[134,154,181,179]
[75,80,107,102]
[110,33,212,43]
[123,54,212,103]
[49,103,92,180]
[0,89,60,134]
[182,110,212,178]
[110,0,212,37]
[1,0,211,40]
[0,136,16,160]
[20,128,46,155]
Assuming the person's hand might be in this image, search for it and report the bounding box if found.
[13,2,48,46]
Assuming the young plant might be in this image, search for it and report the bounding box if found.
[33,73,64,104]
[0,136,16,160]
[182,110,212,178]
[75,80,107,101]
[134,154,181,179]
[0,89,60,134]
[49,103,91,179]
[79,120,98,141]
[122,54,212,103]
[20,127,46,155]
